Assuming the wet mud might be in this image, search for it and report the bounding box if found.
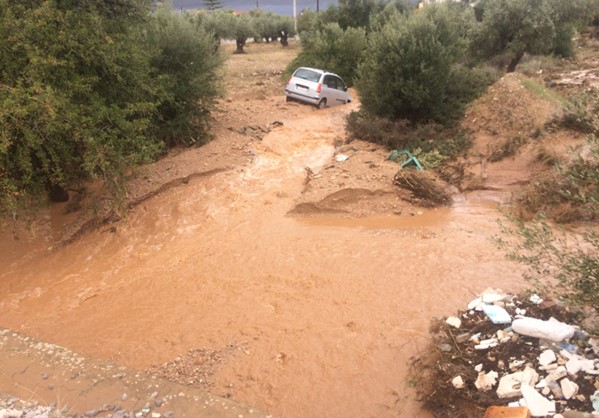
[0,101,526,418]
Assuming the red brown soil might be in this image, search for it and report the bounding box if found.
[1,41,598,418]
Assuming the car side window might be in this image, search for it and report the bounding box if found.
[323,75,336,89]
[334,76,345,91]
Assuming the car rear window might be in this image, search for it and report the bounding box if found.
[293,68,321,83]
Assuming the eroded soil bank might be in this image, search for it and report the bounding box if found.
[0,43,527,417]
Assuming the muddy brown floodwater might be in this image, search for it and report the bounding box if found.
[0,102,525,417]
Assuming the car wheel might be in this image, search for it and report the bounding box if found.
[317,98,327,109]
[286,96,292,103]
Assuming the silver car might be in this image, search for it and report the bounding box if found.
[285,67,352,109]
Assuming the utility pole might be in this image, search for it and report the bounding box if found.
[293,0,297,32]
[317,0,320,12]
[256,0,259,9]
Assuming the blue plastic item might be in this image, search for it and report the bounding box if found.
[482,304,512,324]
[388,150,424,170]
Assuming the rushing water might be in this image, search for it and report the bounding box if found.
[0,105,524,418]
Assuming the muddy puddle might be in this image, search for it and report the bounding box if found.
[0,105,525,418]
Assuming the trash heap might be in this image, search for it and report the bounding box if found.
[423,288,599,418]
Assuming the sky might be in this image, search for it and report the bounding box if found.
[172,0,339,15]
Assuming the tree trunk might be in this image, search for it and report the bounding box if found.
[280,31,289,47]
[507,51,524,73]
[235,38,246,54]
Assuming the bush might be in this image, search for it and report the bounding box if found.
[286,23,366,85]
[0,0,162,218]
[148,7,223,146]
[498,215,599,319]
[347,111,473,162]
[0,1,223,220]
[356,4,483,124]
[516,136,599,222]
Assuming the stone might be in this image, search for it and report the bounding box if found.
[475,370,499,391]
[539,349,557,366]
[521,385,556,417]
[481,288,507,304]
[446,316,461,329]
[546,366,568,383]
[496,366,539,398]
[561,378,579,399]
[452,376,465,389]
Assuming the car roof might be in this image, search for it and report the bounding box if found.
[295,67,342,78]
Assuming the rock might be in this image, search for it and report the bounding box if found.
[545,366,568,382]
[521,385,556,417]
[475,338,498,350]
[446,316,461,329]
[539,349,557,366]
[496,366,539,398]
[481,288,508,304]
[84,410,100,417]
[563,355,596,375]
[512,317,575,342]
[561,378,579,399]
[452,375,465,389]
[475,370,498,391]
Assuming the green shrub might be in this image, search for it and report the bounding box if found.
[286,23,366,85]
[516,136,599,221]
[0,1,223,220]
[498,215,599,319]
[148,7,223,146]
[347,110,473,164]
[356,4,483,124]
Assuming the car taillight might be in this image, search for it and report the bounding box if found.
[316,84,321,93]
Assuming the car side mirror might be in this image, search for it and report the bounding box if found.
[343,86,348,92]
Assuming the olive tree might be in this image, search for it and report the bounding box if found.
[472,0,595,72]
[287,23,366,85]
[356,4,477,122]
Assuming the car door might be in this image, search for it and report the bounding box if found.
[331,76,349,105]
[322,75,340,105]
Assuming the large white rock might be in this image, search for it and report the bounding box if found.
[452,375,465,389]
[538,349,557,366]
[546,365,568,383]
[475,370,498,391]
[560,378,579,399]
[512,317,575,342]
[496,366,540,398]
[521,385,556,417]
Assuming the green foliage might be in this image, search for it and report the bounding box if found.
[347,111,473,163]
[0,0,223,219]
[0,0,161,217]
[286,23,366,85]
[148,6,223,146]
[556,92,599,134]
[517,136,599,222]
[472,0,596,71]
[498,215,599,316]
[297,9,317,35]
[356,4,483,124]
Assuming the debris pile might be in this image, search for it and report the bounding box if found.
[420,288,599,418]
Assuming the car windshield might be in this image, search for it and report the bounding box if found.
[294,68,321,83]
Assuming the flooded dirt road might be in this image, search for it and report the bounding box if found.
[0,43,530,417]
[0,100,525,417]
